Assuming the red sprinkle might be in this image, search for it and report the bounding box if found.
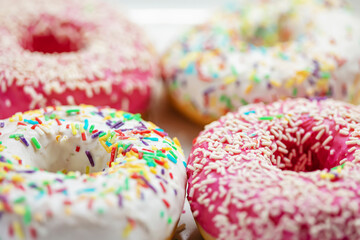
[35,117,42,124]
[30,227,37,239]
[17,122,27,126]
[159,182,167,193]
[88,198,94,210]
[162,199,170,208]
[81,132,86,141]
[64,200,72,205]
[169,172,173,179]
[153,129,165,137]
[75,146,80,152]
[155,159,164,166]
[8,224,14,237]
[66,124,70,129]
[55,119,62,126]
[31,125,38,130]
[47,185,52,195]
[109,147,116,167]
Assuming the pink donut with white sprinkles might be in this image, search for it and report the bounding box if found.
[0,0,156,119]
[188,98,360,240]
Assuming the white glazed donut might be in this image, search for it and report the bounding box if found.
[0,105,187,240]
[161,0,360,125]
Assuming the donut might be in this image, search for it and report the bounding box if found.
[161,0,360,125]
[0,105,187,240]
[0,0,156,119]
[187,98,360,240]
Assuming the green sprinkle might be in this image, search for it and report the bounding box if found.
[258,116,274,121]
[276,114,284,119]
[241,99,248,105]
[97,208,105,214]
[66,109,80,115]
[292,88,298,96]
[99,132,106,138]
[115,186,123,194]
[44,115,49,121]
[9,134,23,139]
[252,75,261,83]
[331,163,346,171]
[14,196,26,204]
[89,125,95,133]
[109,112,116,118]
[49,113,56,119]
[160,211,165,218]
[23,205,32,225]
[167,217,172,224]
[125,177,129,191]
[321,72,331,79]
[31,137,41,149]
[75,123,80,130]
[169,150,178,160]
[231,65,238,76]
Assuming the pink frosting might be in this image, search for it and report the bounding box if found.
[188,98,360,239]
[0,0,156,119]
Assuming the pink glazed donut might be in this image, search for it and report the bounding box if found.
[0,0,156,119]
[188,98,360,240]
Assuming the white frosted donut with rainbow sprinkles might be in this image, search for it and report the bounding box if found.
[188,98,360,240]
[0,105,186,240]
[0,0,156,119]
[161,0,360,125]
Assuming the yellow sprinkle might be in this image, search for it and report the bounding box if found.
[270,80,281,87]
[99,131,110,141]
[245,84,253,94]
[163,147,172,151]
[34,213,44,223]
[71,123,77,135]
[99,140,111,153]
[56,135,61,142]
[179,52,199,69]
[151,146,158,151]
[65,207,72,216]
[150,167,157,174]
[0,145,5,152]
[295,71,309,84]
[122,222,133,238]
[104,115,112,120]
[173,137,181,148]
[13,221,25,239]
[285,77,296,88]
[13,205,25,215]
[2,184,13,194]
[12,174,24,183]
[86,166,90,174]
[80,124,85,133]
[224,75,236,85]
[163,162,170,169]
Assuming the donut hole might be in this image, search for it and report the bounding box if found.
[20,15,86,54]
[268,119,346,172]
[8,130,111,175]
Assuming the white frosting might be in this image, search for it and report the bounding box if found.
[0,105,186,240]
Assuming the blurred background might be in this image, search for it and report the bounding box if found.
[109,1,360,239]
